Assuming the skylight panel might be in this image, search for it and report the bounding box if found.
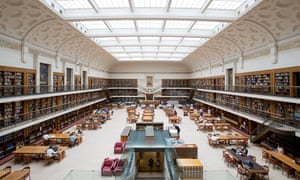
[137,20,163,29]
[208,0,245,10]
[79,21,107,29]
[112,53,128,57]
[165,20,193,29]
[161,37,182,41]
[141,46,159,51]
[118,37,138,41]
[143,53,157,56]
[134,0,168,7]
[171,0,206,8]
[108,20,135,29]
[124,46,141,51]
[140,37,160,43]
[104,47,124,52]
[128,53,143,57]
[94,0,129,8]
[94,37,117,41]
[56,0,92,9]
[176,47,196,52]
[192,21,221,30]
[158,46,176,51]
[157,53,171,57]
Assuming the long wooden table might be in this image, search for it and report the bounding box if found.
[13,145,67,162]
[0,167,11,179]
[207,134,248,146]
[226,149,266,177]
[142,115,153,122]
[48,133,82,144]
[264,149,300,172]
[2,170,29,180]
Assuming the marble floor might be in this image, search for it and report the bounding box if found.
[0,106,290,180]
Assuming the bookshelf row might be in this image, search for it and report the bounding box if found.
[191,67,300,97]
[162,79,190,88]
[0,91,106,129]
[195,90,298,121]
[109,79,138,87]
[0,104,101,161]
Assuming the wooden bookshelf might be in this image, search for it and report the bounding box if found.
[162,79,190,88]
[75,75,81,90]
[53,72,64,92]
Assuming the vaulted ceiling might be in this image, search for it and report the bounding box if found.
[0,0,299,72]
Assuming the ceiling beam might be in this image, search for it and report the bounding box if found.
[200,0,213,13]
[87,0,99,13]
[85,29,214,38]
[63,9,236,22]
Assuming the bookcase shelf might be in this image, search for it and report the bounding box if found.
[241,73,271,94]
[162,79,190,88]
[53,73,64,92]
[275,72,290,96]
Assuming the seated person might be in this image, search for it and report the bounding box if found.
[46,146,58,159]
[277,144,284,154]
[69,132,78,145]
[240,145,248,156]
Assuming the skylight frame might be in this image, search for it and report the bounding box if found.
[56,0,92,9]
[44,0,255,62]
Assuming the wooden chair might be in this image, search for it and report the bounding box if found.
[23,166,31,180]
[261,165,269,180]
[269,156,281,169]
[262,149,269,163]
[236,165,248,180]
[295,170,300,180]
[282,164,295,178]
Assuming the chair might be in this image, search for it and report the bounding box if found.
[282,164,295,178]
[295,170,300,180]
[269,157,281,169]
[113,159,126,176]
[236,165,248,180]
[23,166,31,180]
[0,166,11,179]
[262,149,269,163]
[114,142,125,154]
[101,158,114,176]
[259,165,269,180]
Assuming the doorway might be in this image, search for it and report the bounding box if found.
[293,72,300,97]
[227,68,233,91]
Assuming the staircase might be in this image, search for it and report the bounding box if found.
[251,123,294,143]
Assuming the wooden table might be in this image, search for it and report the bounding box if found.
[214,122,231,131]
[2,170,29,180]
[48,133,82,144]
[264,149,300,172]
[176,158,203,180]
[169,116,179,123]
[226,149,266,177]
[143,112,153,116]
[13,145,67,162]
[142,115,153,122]
[0,167,11,179]
[207,134,248,146]
[120,126,131,142]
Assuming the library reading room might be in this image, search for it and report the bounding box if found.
[0,0,300,180]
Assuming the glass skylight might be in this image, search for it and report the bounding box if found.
[208,0,245,10]
[134,0,168,8]
[44,0,255,62]
[108,20,135,29]
[192,21,221,30]
[165,21,193,29]
[56,0,92,9]
[137,20,163,29]
[79,21,108,29]
[94,0,129,8]
[171,0,206,8]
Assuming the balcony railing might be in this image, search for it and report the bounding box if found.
[0,85,107,97]
[0,95,106,130]
[196,85,300,97]
[193,95,300,130]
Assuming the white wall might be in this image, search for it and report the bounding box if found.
[110,61,191,73]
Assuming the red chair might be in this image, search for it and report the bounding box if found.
[114,159,126,176]
[114,142,125,154]
[101,158,114,176]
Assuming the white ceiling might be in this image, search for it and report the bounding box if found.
[0,0,299,72]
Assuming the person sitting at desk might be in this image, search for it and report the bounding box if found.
[46,146,58,159]
[277,144,284,154]
[69,132,78,146]
[240,145,248,156]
